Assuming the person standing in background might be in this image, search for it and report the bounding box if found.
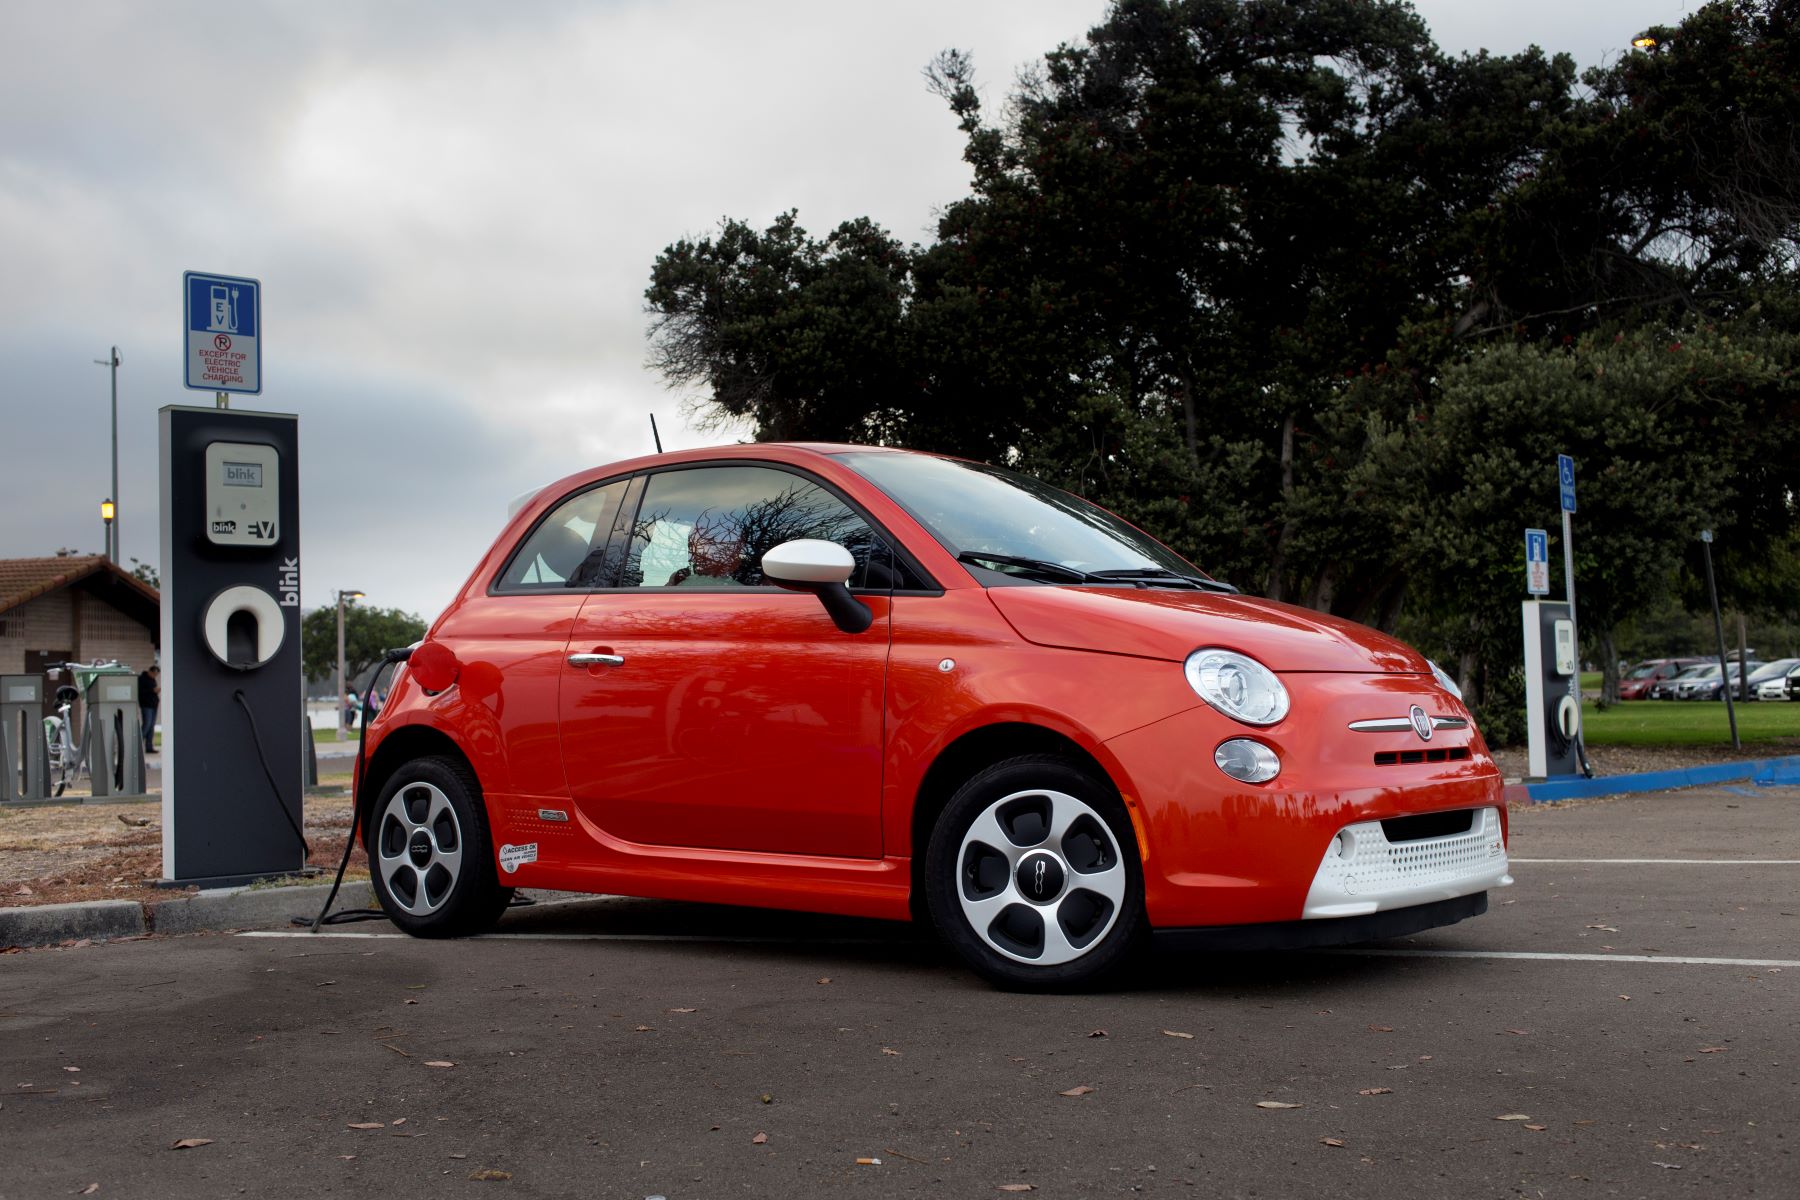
[138,665,159,757]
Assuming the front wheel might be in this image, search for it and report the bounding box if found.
[925,755,1147,991]
[368,756,512,937]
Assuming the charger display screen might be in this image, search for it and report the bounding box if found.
[222,462,263,487]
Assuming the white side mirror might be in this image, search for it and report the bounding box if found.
[762,539,855,587]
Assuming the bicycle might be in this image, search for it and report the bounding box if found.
[41,660,125,797]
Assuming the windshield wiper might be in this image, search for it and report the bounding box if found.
[956,551,1101,584]
[1089,567,1240,594]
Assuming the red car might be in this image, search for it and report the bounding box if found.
[358,444,1509,989]
[1617,657,1707,701]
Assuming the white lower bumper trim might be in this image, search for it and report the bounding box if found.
[1303,806,1511,919]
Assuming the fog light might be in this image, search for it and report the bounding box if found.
[1214,738,1280,784]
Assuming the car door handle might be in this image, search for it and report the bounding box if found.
[568,653,625,667]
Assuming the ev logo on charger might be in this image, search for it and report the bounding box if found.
[278,558,299,607]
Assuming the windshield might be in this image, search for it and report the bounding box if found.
[839,452,1203,580]
[1627,663,1664,679]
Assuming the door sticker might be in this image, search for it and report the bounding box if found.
[498,843,538,873]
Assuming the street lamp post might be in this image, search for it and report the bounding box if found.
[335,589,365,742]
[93,347,121,563]
[101,499,115,559]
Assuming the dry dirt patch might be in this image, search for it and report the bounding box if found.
[1,778,363,909]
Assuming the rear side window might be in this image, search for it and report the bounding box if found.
[620,465,887,590]
[496,480,630,591]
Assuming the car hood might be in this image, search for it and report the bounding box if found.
[985,586,1432,673]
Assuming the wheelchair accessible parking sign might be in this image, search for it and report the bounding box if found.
[183,271,261,394]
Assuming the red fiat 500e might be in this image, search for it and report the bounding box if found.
[358,443,1509,989]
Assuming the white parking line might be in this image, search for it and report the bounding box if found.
[1327,948,1799,969]
[1511,858,1800,865]
[238,931,1798,968]
[240,930,895,945]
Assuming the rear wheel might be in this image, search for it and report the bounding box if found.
[925,755,1146,991]
[368,756,511,937]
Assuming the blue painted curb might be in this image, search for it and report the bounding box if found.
[1525,754,1800,803]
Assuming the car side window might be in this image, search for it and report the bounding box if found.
[620,465,889,590]
[496,480,630,591]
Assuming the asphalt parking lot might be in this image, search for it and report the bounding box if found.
[3,783,1795,1199]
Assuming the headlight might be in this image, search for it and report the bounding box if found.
[1428,659,1463,701]
[1184,648,1289,725]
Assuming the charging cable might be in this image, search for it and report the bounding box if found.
[234,688,309,860]
[306,646,412,931]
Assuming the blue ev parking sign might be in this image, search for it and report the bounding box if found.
[183,271,261,394]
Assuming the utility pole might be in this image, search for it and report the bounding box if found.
[93,347,121,562]
[1700,531,1740,750]
[336,589,365,742]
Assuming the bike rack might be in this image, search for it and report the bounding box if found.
[81,668,148,800]
[1,675,52,803]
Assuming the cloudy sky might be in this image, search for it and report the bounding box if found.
[0,0,1694,620]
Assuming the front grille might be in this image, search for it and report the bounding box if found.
[1372,747,1471,767]
[1381,809,1477,842]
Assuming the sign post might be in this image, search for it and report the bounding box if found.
[1524,528,1550,596]
[1555,454,1590,775]
[182,271,262,407]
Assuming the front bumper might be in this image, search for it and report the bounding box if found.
[1303,806,1510,918]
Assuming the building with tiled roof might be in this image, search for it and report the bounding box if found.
[0,556,160,716]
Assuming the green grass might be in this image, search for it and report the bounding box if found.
[1580,698,1800,746]
[1579,671,1602,691]
[311,727,362,744]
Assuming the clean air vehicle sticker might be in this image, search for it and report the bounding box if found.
[498,843,538,873]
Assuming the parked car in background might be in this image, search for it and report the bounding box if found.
[1618,658,1707,700]
[1652,663,1714,700]
[1788,666,1800,702]
[1747,658,1800,701]
[1689,661,1765,701]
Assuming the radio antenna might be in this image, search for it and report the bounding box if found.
[650,413,664,453]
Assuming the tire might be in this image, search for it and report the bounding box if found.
[368,756,512,937]
[925,754,1147,991]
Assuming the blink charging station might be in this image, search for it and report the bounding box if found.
[160,270,307,884]
[1522,600,1582,778]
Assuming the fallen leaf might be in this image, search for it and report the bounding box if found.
[1087,1029,1108,1038]
[633,1025,654,1032]
[1162,1030,1195,1039]
[1418,1055,1433,1062]
[1256,1101,1303,1110]
[1357,1088,1393,1096]
[1524,1124,1547,1131]
[1698,1046,1729,1054]
[449,1153,467,1159]
[15,885,32,896]
[169,1138,214,1150]
[347,1122,385,1130]
[1504,1029,1530,1036]
[760,1093,774,1104]
[1320,1137,1345,1148]
[424,1061,455,1068]
[80,1186,99,1195]
[668,1007,697,1013]
[1573,1119,1598,1127]
[1059,1086,1096,1097]
[1651,1162,1683,1171]
[997,1185,1036,1192]
[1619,995,1631,1001]
[403,999,419,1006]
[63,1066,81,1073]
[752,1132,768,1144]
[1586,924,1619,933]
[1368,1025,1393,1033]
[817,977,832,985]
[1495,1114,1532,1122]
[468,1168,512,1181]
[391,1118,407,1126]
[881,1047,901,1056]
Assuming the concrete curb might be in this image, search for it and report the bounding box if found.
[1519,753,1800,804]
[0,880,380,950]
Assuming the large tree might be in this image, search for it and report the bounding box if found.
[646,0,1800,734]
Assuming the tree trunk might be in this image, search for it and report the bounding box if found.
[1178,380,1199,469]
[1598,625,1621,708]
[1305,561,1337,613]
[1265,411,1296,602]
